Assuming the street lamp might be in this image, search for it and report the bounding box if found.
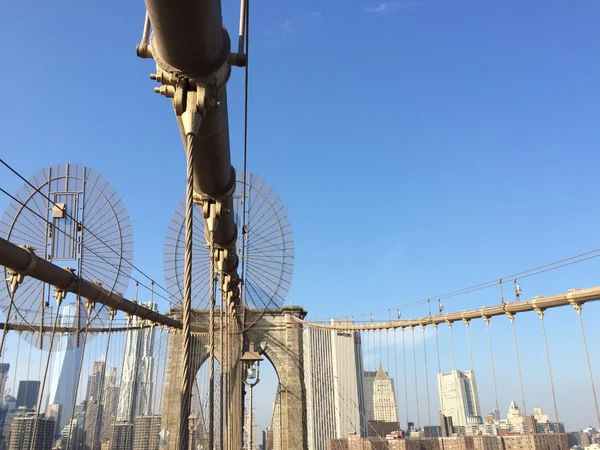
[241,343,263,450]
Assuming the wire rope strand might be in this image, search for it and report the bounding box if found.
[575,307,600,429]
[421,325,432,430]
[509,316,527,418]
[379,329,382,365]
[481,318,500,418]
[219,274,225,450]
[393,327,400,429]
[537,310,562,445]
[0,282,18,357]
[31,298,63,447]
[91,313,115,449]
[180,134,195,450]
[411,326,420,428]
[239,0,250,308]
[209,232,216,450]
[402,328,408,430]
[434,324,446,438]
[66,319,91,450]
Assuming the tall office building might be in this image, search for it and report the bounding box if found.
[8,414,55,450]
[101,367,118,442]
[88,360,106,403]
[16,380,40,409]
[0,364,9,401]
[438,369,481,427]
[116,302,155,423]
[132,415,161,450]
[49,302,87,433]
[363,367,397,421]
[373,364,398,423]
[303,321,366,450]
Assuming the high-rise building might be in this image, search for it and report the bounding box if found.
[116,302,155,424]
[303,322,366,450]
[373,363,398,423]
[364,366,397,422]
[88,360,106,403]
[507,401,523,425]
[100,367,118,443]
[60,418,85,450]
[132,415,161,450]
[45,403,61,438]
[49,302,87,433]
[0,364,9,401]
[262,427,274,450]
[109,422,134,450]
[16,380,40,409]
[7,413,55,450]
[438,369,481,427]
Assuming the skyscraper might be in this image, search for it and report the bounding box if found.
[87,360,106,403]
[8,414,55,450]
[303,322,366,450]
[101,367,118,442]
[116,302,155,423]
[373,364,398,423]
[16,381,40,409]
[363,368,397,422]
[0,364,10,401]
[438,369,481,427]
[49,302,87,433]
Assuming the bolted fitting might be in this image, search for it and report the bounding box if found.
[150,70,178,86]
[52,286,67,307]
[85,298,96,315]
[154,85,176,98]
[6,270,25,295]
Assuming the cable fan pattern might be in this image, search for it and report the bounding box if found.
[164,170,294,310]
[0,164,134,348]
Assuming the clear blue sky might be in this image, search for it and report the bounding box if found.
[1,0,600,436]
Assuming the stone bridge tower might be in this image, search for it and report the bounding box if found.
[161,305,308,450]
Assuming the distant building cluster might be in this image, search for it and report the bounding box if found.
[263,326,579,450]
[0,302,168,450]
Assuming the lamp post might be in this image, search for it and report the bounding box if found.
[241,343,263,450]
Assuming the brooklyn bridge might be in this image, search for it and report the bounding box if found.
[0,0,599,450]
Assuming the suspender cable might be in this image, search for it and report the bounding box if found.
[0,273,19,357]
[536,309,562,447]
[481,318,500,420]
[219,281,225,450]
[402,327,409,430]
[32,293,63,448]
[421,325,432,428]
[90,311,116,450]
[239,0,250,308]
[66,317,91,450]
[573,304,600,429]
[180,133,195,450]
[379,329,382,365]
[507,314,527,418]
[434,324,447,440]
[387,310,391,371]
[393,327,400,429]
[209,235,216,449]
[411,326,420,429]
